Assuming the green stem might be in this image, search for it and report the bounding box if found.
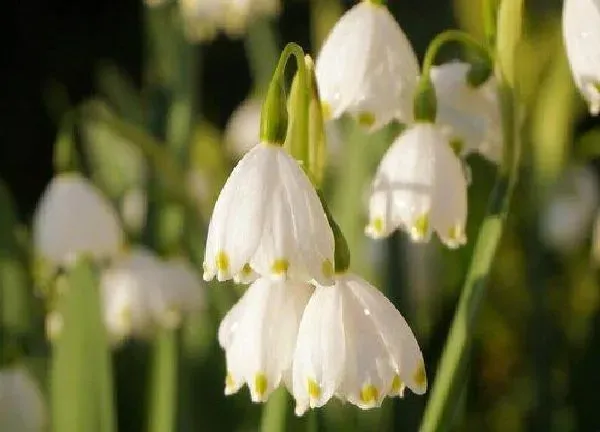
[419,75,521,432]
[149,327,179,432]
[483,0,498,47]
[260,387,289,432]
[421,30,492,76]
[274,43,309,166]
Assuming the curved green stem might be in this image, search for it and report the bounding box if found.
[421,30,492,76]
[419,70,521,432]
[279,43,310,167]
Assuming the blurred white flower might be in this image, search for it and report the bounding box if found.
[218,278,312,402]
[315,1,419,131]
[203,142,335,286]
[179,0,281,42]
[563,0,600,115]
[0,366,47,432]
[292,273,426,416]
[541,165,599,253]
[101,248,204,342]
[431,62,502,163]
[33,174,124,270]
[187,169,212,210]
[225,97,263,158]
[366,123,468,248]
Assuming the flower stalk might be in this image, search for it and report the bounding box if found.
[419,2,523,431]
[149,326,179,432]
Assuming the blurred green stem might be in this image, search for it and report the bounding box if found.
[53,110,79,173]
[419,63,521,432]
[483,0,498,46]
[245,18,280,93]
[149,327,178,432]
[260,387,288,432]
[51,259,115,432]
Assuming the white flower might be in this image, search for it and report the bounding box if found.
[563,0,600,115]
[218,278,312,402]
[315,1,419,131]
[0,366,47,432]
[180,0,280,42]
[431,62,502,163]
[203,142,335,286]
[101,248,204,341]
[292,273,426,416]
[541,165,599,253]
[365,123,468,248]
[33,174,124,270]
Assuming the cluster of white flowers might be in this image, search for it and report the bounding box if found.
[145,0,280,42]
[0,366,47,432]
[33,174,204,343]
[205,139,426,411]
[315,1,502,248]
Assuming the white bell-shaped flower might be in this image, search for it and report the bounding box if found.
[541,165,599,253]
[203,142,335,286]
[365,123,468,248]
[292,273,426,416]
[33,174,124,270]
[431,62,502,163]
[101,248,204,341]
[315,1,419,131]
[563,0,600,115]
[218,277,312,402]
[0,366,47,432]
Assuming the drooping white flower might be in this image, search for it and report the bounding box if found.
[101,248,204,341]
[203,142,335,286]
[541,165,599,253]
[0,366,47,432]
[431,62,502,163]
[563,0,600,115]
[218,278,312,402]
[365,123,468,248]
[179,0,281,42]
[292,273,426,416]
[315,1,420,131]
[33,174,124,270]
